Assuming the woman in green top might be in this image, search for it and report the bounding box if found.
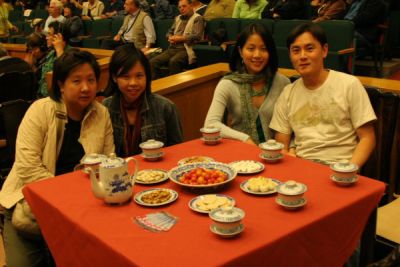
[0,0,17,40]
[232,0,268,19]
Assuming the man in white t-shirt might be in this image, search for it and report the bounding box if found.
[270,22,376,167]
[44,0,66,33]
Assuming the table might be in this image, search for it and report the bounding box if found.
[23,139,385,267]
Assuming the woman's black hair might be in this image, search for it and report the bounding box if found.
[48,21,71,45]
[286,22,327,49]
[104,43,152,97]
[50,48,100,102]
[230,23,278,76]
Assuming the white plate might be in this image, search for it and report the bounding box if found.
[135,169,169,185]
[259,153,284,163]
[275,197,307,210]
[330,174,359,186]
[229,160,265,175]
[210,223,244,238]
[177,156,214,166]
[134,188,178,207]
[240,179,281,195]
[140,151,164,161]
[188,194,236,214]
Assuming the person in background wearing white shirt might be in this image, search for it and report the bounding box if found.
[43,0,66,33]
[270,22,376,168]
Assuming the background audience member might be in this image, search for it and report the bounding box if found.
[0,48,114,267]
[150,0,204,79]
[205,24,290,145]
[192,0,207,15]
[262,0,308,19]
[311,0,346,22]
[203,0,235,20]
[270,23,376,168]
[44,0,66,33]
[31,18,45,33]
[81,0,104,20]
[100,0,124,18]
[232,0,267,19]
[151,0,177,20]
[61,0,81,16]
[104,0,155,52]
[344,0,386,58]
[0,42,32,73]
[25,32,49,82]
[103,44,183,157]
[38,21,71,98]
[0,0,18,41]
[63,4,83,46]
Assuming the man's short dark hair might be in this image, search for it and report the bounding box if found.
[286,22,327,49]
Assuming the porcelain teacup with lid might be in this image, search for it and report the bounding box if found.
[139,139,164,160]
[87,153,138,204]
[276,180,307,206]
[259,139,284,159]
[209,206,245,236]
[79,153,108,176]
[330,160,359,185]
[200,125,221,145]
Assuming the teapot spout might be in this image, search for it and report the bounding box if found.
[86,168,105,199]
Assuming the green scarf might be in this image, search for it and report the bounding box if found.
[223,71,272,144]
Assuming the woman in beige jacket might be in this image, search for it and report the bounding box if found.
[0,48,115,267]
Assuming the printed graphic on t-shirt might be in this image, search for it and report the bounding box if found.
[291,95,344,129]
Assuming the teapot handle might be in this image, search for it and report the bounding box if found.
[126,157,138,182]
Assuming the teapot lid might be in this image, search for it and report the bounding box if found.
[209,207,245,223]
[200,125,220,133]
[277,180,307,195]
[330,160,358,173]
[81,153,107,165]
[139,139,164,149]
[101,153,125,168]
[259,139,284,151]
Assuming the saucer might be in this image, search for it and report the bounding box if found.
[201,137,221,145]
[140,151,164,161]
[210,223,244,238]
[330,174,358,186]
[259,153,284,163]
[275,197,307,210]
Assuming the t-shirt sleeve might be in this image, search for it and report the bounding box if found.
[269,85,293,135]
[347,78,377,129]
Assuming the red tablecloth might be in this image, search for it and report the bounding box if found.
[23,139,385,267]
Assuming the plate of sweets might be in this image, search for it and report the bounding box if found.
[134,188,178,207]
[177,156,214,166]
[135,169,169,184]
[229,160,264,175]
[189,194,235,214]
[240,176,281,195]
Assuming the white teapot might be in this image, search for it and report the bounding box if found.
[87,153,138,204]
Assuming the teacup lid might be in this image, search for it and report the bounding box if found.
[200,125,220,134]
[277,180,307,195]
[81,153,107,165]
[209,206,245,223]
[139,139,164,149]
[259,139,284,151]
[330,160,358,173]
[101,153,125,168]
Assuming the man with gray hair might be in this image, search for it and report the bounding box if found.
[44,0,66,33]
